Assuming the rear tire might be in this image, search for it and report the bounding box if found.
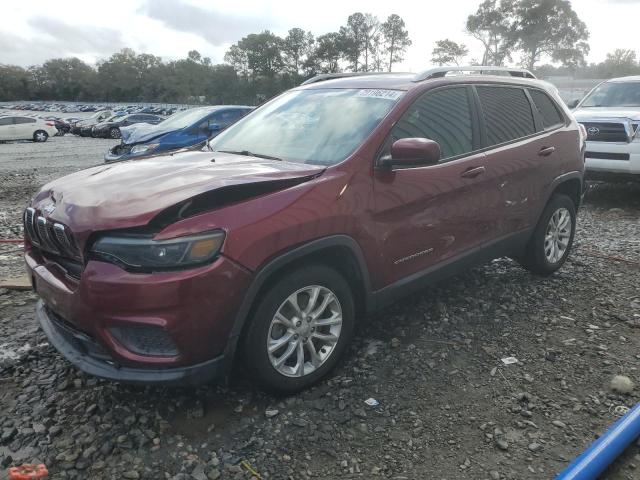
[242,264,355,394]
[33,130,48,142]
[519,194,576,275]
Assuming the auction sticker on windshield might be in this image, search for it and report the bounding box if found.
[356,89,403,100]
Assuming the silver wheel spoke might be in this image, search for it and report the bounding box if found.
[312,332,339,344]
[313,312,342,327]
[287,294,303,316]
[274,312,294,329]
[304,286,320,314]
[310,292,335,320]
[306,340,322,367]
[268,331,294,353]
[274,340,298,368]
[294,340,305,376]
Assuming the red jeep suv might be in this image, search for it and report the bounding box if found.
[24,67,585,393]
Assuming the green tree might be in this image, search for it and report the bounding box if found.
[0,65,31,101]
[431,39,469,66]
[513,0,589,69]
[306,32,343,74]
[340,13,367,72]
[381,14,411,72]
[466,0,516,66]
[602,48,638,77]
[282,28,314,78]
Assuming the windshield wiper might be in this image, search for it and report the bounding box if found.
[218,150,283,161]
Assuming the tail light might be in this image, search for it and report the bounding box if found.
[45,121,55,127]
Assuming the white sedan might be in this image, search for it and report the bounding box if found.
[0,116,59,142]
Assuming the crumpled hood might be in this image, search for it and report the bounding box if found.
[573,107,640,122]
[120,122,175,144]
[32,151,325,245]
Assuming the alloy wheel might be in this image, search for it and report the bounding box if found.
[267,285,343,377]
[35,132,47,142]
[544,207,571,264]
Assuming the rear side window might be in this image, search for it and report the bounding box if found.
[391,87,474,160]
[477,86,535,146]
[14,117,36,124]
[528,89,564,130]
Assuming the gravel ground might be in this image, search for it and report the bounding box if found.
[1,135,639,480]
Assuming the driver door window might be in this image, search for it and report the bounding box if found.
[383,86,476,162]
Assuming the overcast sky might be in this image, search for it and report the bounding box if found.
[2,0,639,70]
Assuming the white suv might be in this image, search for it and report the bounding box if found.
[572,76,640,181]
[0,116,58,142]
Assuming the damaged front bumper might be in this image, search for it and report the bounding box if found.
[36,301,227,385]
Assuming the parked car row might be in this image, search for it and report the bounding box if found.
[2,102,192,116]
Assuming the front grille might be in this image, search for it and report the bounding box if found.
[24,207,81,260]
[580,122,629,142]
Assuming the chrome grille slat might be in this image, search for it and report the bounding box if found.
[24,207,39,246]
[24,207,81,260]
[36,216,59,254]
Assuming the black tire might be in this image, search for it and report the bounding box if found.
[109,127,120,139]
[519,194,576,275]
[242,264,355,394]
[33,130,48,142]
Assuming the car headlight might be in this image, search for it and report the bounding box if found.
[633,123,639,142]
[131,143,160,155]
[91,230,225,271]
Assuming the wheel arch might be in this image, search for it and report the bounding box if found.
[223,235,373,365]
[548,171,584,208]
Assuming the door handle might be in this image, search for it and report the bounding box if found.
[460,166,486,178]
[538,146,555,157]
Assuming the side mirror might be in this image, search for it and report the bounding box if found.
[383,138,441,169]
[567,99,580,109]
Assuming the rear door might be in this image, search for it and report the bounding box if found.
[474,86,538,235]
[14,117,36,140]
[373,85,503,286]
[474,85,566,233]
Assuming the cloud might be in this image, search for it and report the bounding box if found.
[0,16,125,66]
[141,0,277,46]
[28,16,125,55]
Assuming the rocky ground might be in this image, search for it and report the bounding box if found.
[1,135,639,479]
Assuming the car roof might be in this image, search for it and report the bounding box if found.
[299,72,554,92]
[607,75,640,83]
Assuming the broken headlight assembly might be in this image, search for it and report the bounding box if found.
[90,230,225,271]
[130,143,160,155]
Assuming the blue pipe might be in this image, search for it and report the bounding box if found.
[556,403,640,480]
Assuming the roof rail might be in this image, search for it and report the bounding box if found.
[413,66,536,82]
[300,72,403,86]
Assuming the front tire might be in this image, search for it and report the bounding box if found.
[33,130,48,142]
[242,264,355,394]
[519,194,576,275]
[109,127,120,139]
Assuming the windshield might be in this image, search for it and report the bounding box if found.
[209,88,403,166]
[581,82,640,107]
[159,108,214,130]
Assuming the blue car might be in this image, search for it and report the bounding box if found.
[104,106,253,163]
